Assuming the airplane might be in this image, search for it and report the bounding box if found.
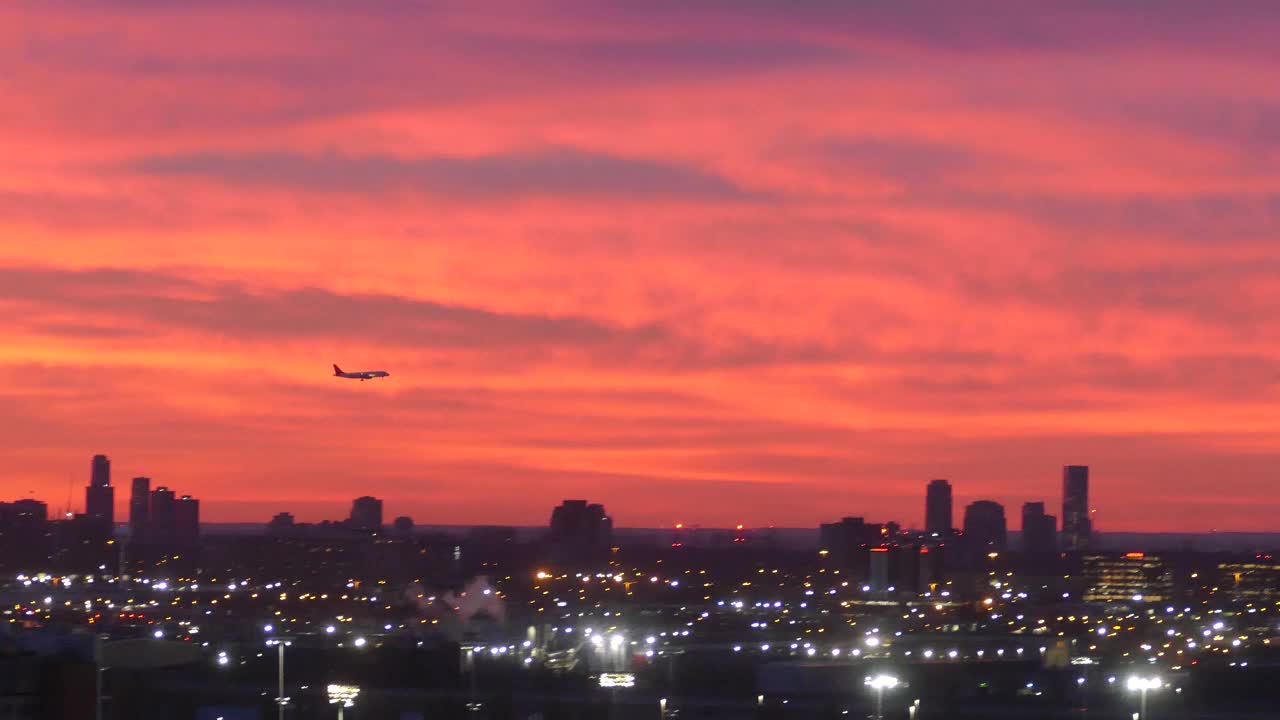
[333,364,390,381]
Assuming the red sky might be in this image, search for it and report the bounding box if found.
[2,1,1279,531]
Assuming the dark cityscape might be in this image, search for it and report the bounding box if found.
[3,455,1279,718]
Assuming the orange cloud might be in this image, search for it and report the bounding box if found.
[2,1,1279,530]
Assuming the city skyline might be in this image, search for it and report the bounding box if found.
[9,453,1108,539]
[4,3,1280,531]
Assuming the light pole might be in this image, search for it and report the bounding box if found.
[327,684,360,720]
[1126,675,1161,720]
[266,637,294,720]
[865,674,899,720]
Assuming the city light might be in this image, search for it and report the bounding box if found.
[1127,676,1162,692]
[865,675,900,720]
[598,673,636,688]
[1127,675,1162,719]
[866,675,899,690]
[326,684,360,707]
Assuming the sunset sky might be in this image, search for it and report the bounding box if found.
[3,1,1279,530]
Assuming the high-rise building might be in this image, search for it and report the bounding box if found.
[8,499,49,526]
[925,479,953,535]
[348,496,383,532]
[1219,558,1280,602]
[150,487,176,543]
[1082,552,1171,604]
[548,500,612,565]
[1021,501,1058,560]
[0,499,52,571]
[869,547,890,591]
[819,516,898,570]
[0,499,53,572]
[85,454,114,527]
[174,495,200,545]
[267,512,296,534]
[129,477,150,538]
[1062,465,1092,552]
[962,500,1007,550]
[90,455,111,488]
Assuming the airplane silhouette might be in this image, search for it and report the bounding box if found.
[333,364,390,381]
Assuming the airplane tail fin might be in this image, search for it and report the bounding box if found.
[333,364,343,375]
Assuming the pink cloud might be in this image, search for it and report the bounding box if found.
[1,1,1278,530]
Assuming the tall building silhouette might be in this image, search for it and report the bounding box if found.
[348,496,383,532]
[128,484,200,575]
[0,500,51,572]
[963,500,1007,550]
[1021,501,1058,560]
[925,479,952,535]
[267,512,296,534]
[1062,465,1092,552]
[85,454,114,527]
[90,455,111,488]
[548,500,612,565]
[174,495,200,545]
[129,477,150,538]
[819,516,899,579]
[150,487,176,544]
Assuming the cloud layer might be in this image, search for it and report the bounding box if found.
[2,1,1279,530]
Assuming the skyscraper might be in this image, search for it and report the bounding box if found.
[925,479,952,535]
[150,486,176,543]
[0,499,52,572]
[90,455,111,488]
[129,477,150,538]
[1062,465,1092,552]
[85,454,114,527]
[174,495,200,545]
[348,496,383,532]
[1021,501,1058,559]
[548,500,612,565]
[963,500,1007,550]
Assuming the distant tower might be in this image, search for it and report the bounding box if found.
[129,477,151,538]
[150,486,176,543]
[963,500,1007,549]
[348,496,384,532]
[267,512,296,534]
[925,479,952,535]
[85,454,114,528]
[1062,465,1092,552]
[174,495,200,545]
[90,455,111,488]
[1021,501,1058,559]
[548,500,612,565]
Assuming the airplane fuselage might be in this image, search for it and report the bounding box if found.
[333,365,389,381]
[343,372,387,380]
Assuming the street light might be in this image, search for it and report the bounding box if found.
[659,697,668,719]
[865,674,899,720]
[327,684,360,720]
[266,637,294,720]
[1126,675,1162,720]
